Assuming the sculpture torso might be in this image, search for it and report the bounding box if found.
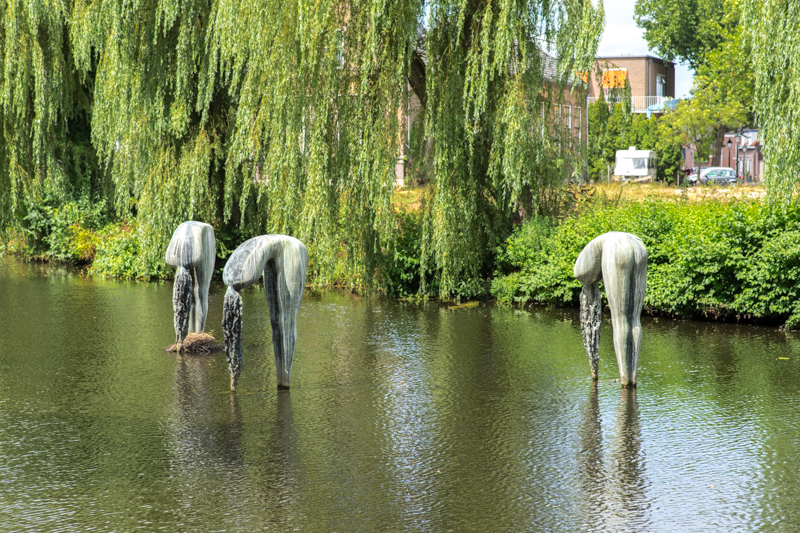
[223,235,305,291]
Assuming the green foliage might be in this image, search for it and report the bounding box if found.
[743,0,800,199]
[0,0,104,241]
[634,0,729,71]
[587,93,612,181]
[381,211,425,298]
[654,132,684,184]
[2,0,604,294]
[492,215,580,303]
[11,187,109,263]
[91,223,163,280]
[493,198,800,328]
[657,98,719,166]
[44,199,109,263]
[636,0,751,170]
[419,0,604,296]
[693,3,753,125]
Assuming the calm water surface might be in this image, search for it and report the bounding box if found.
[1,258,800,532]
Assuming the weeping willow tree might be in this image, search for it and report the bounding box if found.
[1,0,603,295]
[0,0,100,239]
[423,0,603,294]
[744,0,800,200]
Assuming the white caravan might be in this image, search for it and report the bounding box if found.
[614,146,657,182]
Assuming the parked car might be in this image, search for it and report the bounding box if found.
[688,167,738,186]
[685,166,709,186]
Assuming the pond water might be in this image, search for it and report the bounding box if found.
[1,257,800,532]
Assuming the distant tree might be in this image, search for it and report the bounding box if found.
[636,0,751,168]
[691,0,752,166]
[657,99,718,176]
[654,132,684,184]
[588,102,683,184]
[587,94,612,181]
[634,0,729,71]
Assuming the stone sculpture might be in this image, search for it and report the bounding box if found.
[222,235,308,391]
[165,221,216,344]
[574,232,647,387]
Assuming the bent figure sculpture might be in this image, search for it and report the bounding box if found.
[165,221,216,344]
[574,232,647,387]
[222,235,308,392]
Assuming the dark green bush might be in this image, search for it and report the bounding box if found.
[492,198,800,328]
[382,211,426,298]
[19,194,110,263]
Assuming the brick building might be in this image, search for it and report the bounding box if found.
[587,55,676,114]
[681,130,763,183]
[721,130,763,182]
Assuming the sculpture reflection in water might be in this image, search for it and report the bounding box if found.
[579,385,650,531]
[170,354,244,469]
[167,359,242,520]
[574,232,647,387]
[165,221,216,343]
[222,235,309,391]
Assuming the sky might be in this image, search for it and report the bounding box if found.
[596,0,694,98]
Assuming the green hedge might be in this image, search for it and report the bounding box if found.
[492,198,800,328]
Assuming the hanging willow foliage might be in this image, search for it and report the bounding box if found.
[743,0,800,200]
[1,0,603,295]
[1,0,99,233]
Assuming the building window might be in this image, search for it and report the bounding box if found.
[575,107,582,142]
[656,74,666,97]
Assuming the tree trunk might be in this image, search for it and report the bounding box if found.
[408,50,427,108]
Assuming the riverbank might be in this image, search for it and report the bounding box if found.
[4,183,798,328]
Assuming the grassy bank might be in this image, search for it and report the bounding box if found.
[492,188,800,328]
[1,196,164,280]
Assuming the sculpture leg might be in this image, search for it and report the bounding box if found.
[191,265,210,333]
[264,245,307,390]
[222,286,243,391]
[579,282,602,379]
[602,239,647,387]
[191,228,216,333]
[173,266,193,344]
[187,270,197,334]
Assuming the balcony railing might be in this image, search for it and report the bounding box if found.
[587,95,673,114]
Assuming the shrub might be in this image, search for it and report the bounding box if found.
[45,199,109,263]
[492,197,800,328]
[91,223,163,280]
